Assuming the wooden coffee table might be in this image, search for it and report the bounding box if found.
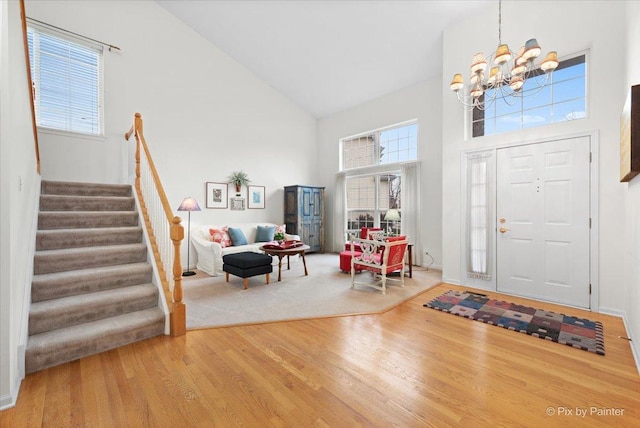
[260,244,310,281]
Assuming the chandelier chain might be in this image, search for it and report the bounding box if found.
[498,0,502,45]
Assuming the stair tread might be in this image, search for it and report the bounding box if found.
[27,308,164,349]
[41,194,135,200]
[41,180,132,197]
[35,242,146,256]
[39,195,136,212]
[36,226,143,250]
[37,226,142,234]
[30,283,158,316]
[32,262,152,283]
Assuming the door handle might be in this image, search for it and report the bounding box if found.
[499,227,511,233]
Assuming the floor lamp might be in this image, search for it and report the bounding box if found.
[177,197,201,277]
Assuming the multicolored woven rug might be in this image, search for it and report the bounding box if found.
[424,290,605,355]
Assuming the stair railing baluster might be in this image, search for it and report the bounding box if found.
[125,112,186,337]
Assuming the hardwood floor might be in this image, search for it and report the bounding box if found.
[2,283,639,427]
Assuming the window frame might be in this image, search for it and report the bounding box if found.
[341,120,418,171]
[27,21,105,137]
[472,53,587,138]
[341,120,418,237]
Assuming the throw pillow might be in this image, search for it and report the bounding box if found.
[227,227,248,246]
[275,224,286,233]
[209,227,231,248]
[256,225,275,242]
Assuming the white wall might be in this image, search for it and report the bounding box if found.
[0,0,40,409]
[442,1,628,314]
[317,79,443,268]
[623,0,640,368]
[26,0,318,268]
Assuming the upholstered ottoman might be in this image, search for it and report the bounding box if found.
[339,251,364,273]
[223,252,273,289]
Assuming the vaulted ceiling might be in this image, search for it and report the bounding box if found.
[156,0,492,118]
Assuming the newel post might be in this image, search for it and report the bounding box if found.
[134,113,142,187]
[170,215,186,336]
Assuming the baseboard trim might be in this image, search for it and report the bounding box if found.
[599,306,639,374]
[0,373,21,410]
[441,276,460,285]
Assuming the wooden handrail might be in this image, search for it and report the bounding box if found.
[20,0,40,174]
[126,112,186,337]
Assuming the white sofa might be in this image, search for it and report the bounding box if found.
[191,222,300,276]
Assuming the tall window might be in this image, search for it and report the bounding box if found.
[27,23,103,136]
[346,173,401,234]
[473,54,586,137]
[341,121,417,234]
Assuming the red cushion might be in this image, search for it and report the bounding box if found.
[360,227,382,239]
[339,251,364,272]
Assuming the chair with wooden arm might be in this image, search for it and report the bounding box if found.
[350,235,408,294]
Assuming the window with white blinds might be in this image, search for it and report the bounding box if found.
[27,24,103,136]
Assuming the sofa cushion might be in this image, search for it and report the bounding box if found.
[209,227,231,248]
[227,227,248,246]
[256,225,275,242]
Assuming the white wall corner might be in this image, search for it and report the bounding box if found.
[599,307,639,374]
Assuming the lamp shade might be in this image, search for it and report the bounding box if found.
[522,38,541,60]
[450,73,464,92]
[541,51,559,73]
[177,197,201,212]
[494,44,511,65]
[384,209,400,221]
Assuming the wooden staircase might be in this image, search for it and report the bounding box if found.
[25,180,165,374]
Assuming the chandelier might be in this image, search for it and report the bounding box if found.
[450,0,559,111]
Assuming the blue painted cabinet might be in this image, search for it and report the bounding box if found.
[284,185,325,253]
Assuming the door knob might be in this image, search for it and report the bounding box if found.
[499,227,511,233]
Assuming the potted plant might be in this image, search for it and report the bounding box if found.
[274,231,286,243]
[228,170,250,193]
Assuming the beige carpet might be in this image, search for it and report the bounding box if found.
[183,253,442,329]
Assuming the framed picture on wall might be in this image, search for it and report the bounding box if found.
[230,197,245,210]
[247,185,265,209]
[206,182,228,209]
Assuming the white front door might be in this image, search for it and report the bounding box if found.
[496,137,591,308]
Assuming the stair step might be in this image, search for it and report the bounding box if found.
[38,211,139,230]
[36,227,143,251]
[29,283,159,335]
[31,263,153,302]
[25,307,165,374]
[34,243,147,275]
[39,195,135,212]
[42,180,132,197]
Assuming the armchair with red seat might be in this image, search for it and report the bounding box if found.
[350,235,408,294]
